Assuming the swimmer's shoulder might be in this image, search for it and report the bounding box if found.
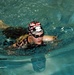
[16,34,29,42]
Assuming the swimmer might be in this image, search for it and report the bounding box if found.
[7,21,57,49]
[0,20,57,49]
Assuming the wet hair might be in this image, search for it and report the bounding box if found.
[2,27,28,39]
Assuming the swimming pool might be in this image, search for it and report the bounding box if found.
[0,0,74,75]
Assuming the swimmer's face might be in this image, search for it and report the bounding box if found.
[31,32,44,45]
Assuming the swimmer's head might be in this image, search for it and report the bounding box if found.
[28,21,44,45]
[28,21,44,34]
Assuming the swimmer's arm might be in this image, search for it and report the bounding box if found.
[4,43,17,50]
[43,35,57,42]
[0,20,10,29]
[5,43,22,50]
[9,39,25,49]
[8,42,21,49]
[43,35,62,46]
[8,43,18,49]
[9,35,28,48]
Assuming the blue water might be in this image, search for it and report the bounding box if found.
[0,0,74,75]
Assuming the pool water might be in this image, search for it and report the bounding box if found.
[0,0,74,75]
